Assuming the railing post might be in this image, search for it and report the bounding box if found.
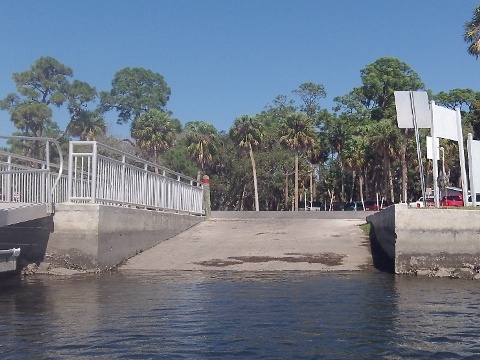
[121,154,126,204]
[142,163,148,208]
[202,175,211,218]
[67,141,73,202]
[6,155,12,202]
[91,142,98,203]
[45,140,53,213]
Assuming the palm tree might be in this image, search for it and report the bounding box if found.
[131,109,180,164]
[279,113,316,211]
[184,121,219,182]
[69,110,106,141]
[465,5,480,58]
[229,115,265,211]
[368,120,399,202]
[343,135,369,204]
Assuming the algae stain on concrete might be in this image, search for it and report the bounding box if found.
[193,252,346,267]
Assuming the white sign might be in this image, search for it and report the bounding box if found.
[431,104,458,141]
[426,136,439,160]
[394,91,431,129]
[468,135,480,193]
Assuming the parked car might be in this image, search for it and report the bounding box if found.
[440,194,463,207]
[323,202,343,211]
[408,196,435,208]
[344,200,392,211]
[466,194,480,206]
[298,201,323,211]
[363,200,378,211]
[307,201,323,211]
[371,199,393,211]
[343,201,364,211]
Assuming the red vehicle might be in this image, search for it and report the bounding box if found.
[363,199,392,211]
[440,194,464,207]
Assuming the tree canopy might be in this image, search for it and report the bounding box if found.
[101,67,171,124]
[465,5,480,58]
[2,52,480,211]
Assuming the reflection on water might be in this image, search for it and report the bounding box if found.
[1,271,479,359]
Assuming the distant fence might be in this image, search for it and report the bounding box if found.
[67,141,204,215]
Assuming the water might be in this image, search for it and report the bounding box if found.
[1,271,480,359]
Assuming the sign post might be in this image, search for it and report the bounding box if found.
[394,91,430,204]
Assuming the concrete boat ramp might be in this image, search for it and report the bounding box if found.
[120,211,374,272]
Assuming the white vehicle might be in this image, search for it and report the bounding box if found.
[408,196,434,208]
[466,194,480,206]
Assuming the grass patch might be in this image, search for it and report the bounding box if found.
[360,222,370,236]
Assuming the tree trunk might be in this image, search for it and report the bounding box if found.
[240,185,246,211]
[249,143,260,211]
[387,155,394,202]
[359,171,364,204]
[383,148,389,199]
[310,166,317,201]
[294,152,299,211]
[284,173,289,211]
[350,170,356,202]
[340,159,345,202]
[364,166,370,199]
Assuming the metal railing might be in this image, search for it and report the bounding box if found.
[0,135,204,216]
[0,136,64,213]
[67,141,204,215]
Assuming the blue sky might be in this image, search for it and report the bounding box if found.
[1,0,479,138]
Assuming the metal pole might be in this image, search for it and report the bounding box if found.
[439,147,445,180]
[456,108,468,206]
[67,141,74,202]
[91,142,97,203]
[430,101,440,208]
[6,155,11,202]
[411,91,426,206]
[468,133,476,206]
[202,175,211,217]
[45,140,53,213]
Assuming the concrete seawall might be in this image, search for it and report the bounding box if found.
[367,204,480,278]
[46,204,205,270]
[2,204,204,272]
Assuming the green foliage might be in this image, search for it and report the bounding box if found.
[229,115,265,150]
[61,80,101,140]
[184,121,220,181]
[101,67,171,124]
[292,82,326,119]
[464,5,480,58]
[279,112,316,152]
[68,110,106,141]
[2,54,480,209]
[358,57,425,120]
[131,109,180,164]
[162,145,197,179]
[431,88,477,111]
[1,56,101,158]
[1,57,73,140]
[12,56,73,106]
[229,114,265,211]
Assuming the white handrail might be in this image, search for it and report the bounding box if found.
[0,135,64,213]
[68,141,204,215]
[0,136,204,216]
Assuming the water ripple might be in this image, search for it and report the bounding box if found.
[1,272,480,359]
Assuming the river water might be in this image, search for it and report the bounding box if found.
[1,270,479,359]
